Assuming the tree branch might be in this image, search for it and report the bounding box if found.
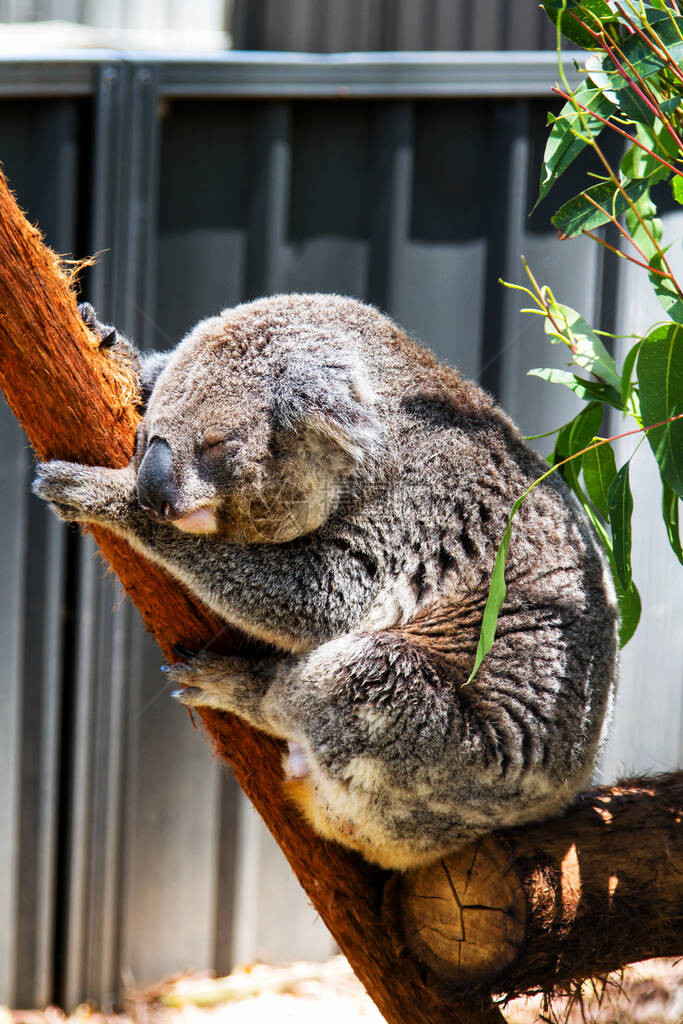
[0,169,504,1024]
[393,773,683,996]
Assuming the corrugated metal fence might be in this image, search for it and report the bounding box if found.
[231,0,560,52]
[0,52,680,1011]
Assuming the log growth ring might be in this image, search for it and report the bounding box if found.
[399,837,527,986]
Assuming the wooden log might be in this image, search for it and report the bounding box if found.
[0,169,505,1024]
[394,773,683,996]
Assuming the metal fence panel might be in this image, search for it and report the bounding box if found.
[231,0,559,52]
[599,204,683,782]
[0,98,83,1008]
[0,53,679,1008]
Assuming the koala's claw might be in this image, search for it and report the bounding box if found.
[171,686,204,705]
[173,643,198,662]
[78,301,96,326]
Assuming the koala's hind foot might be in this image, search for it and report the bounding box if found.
[168,649,280,733]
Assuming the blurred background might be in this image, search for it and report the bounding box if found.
[0,0,680,1014]
[0,0,560,52]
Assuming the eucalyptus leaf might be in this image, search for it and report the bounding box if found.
[673,176,683,206]
[612,571,641,647]
[552,402,604,490]
[620,339,643,408]
[662,480,683,565]
[551,178,649,238]
[528,367,623,407]
[583,441,618,520]
[586,51,682,126]
[648,255,683,324]
[543,0,618,48]
[607,461,634,588]
[601,15,683,79]
[637,323,683,497]
[620,140,670,185]
[625,186,663,261]
[544,302,621,388]
[465,492,526,685]
[538,85,615,205]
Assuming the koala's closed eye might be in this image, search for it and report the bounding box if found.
[202,435,227,453]
[199,436,243,460]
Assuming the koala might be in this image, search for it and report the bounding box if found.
[34,293,618,871]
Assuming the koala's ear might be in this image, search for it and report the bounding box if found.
[272,351,383,464]
[139,351,172,407]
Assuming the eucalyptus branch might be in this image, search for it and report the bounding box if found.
[553,68,673,277]
[519,257,577,353]
[523,414,683,498]
[606,26,683,151]
[551,86,683,178]
[582,229,674,276]
[581,192,674,270]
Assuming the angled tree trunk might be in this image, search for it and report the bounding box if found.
[0,168,681,1022]
[0,169,504,1024]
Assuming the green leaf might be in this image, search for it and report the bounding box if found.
[542,0,618,48]
[621,339,643,409]
[613,572,641,647]
[544,303,622,388]
[551,178,649,239]
[607,461,634,588]
[586,54,682,126]
[528,367,623,408]
[552,402,604,490]
[583,441,618,520]
[596,15,683,80]
[625,186,663,262]
[673,177,683,206]
[637,323,683,497]
[620,140,670,185]
[648,254,683,324]
[465,492,526,685]
[662,479,683,565]
[538,84,615,205]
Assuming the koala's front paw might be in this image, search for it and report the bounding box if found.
[79,302,141,373]
[33,460,98,522]
[33,460,137,525]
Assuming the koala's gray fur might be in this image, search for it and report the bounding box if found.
[34,293,618,870]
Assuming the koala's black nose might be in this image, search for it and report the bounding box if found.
[137,437,177,519]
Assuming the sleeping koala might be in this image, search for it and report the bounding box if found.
[34,293,618,870]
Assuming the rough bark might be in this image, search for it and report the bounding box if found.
[0,169,504,1024]
[393,774,683,997]
[1,167,681,1020]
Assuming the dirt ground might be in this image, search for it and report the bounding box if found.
[3,956,681,1024]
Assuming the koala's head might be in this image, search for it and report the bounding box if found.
[132,310,384,543]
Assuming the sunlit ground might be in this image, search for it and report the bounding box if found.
[3,957,681,1024]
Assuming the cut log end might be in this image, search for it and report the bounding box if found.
[399,837,526,987]
[395,776,683,997]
